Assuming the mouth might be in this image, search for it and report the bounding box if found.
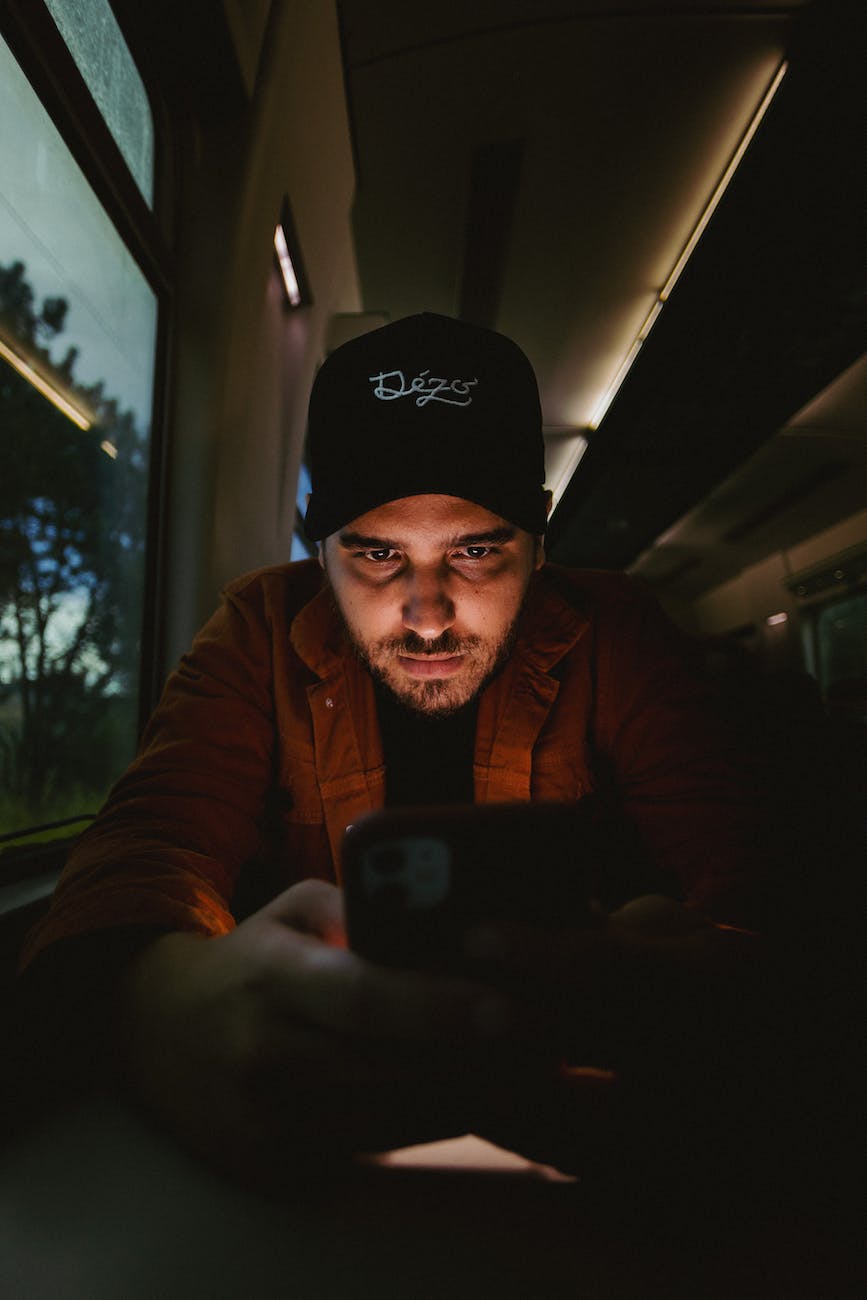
[396,654,465,679]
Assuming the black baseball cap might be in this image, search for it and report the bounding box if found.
[303,313,547,540]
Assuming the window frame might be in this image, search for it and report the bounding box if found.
[0,0,172,879]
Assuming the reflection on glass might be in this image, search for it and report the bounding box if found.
[42,0,154,206]
[291,460,315,561]
[817,593,867,721]
[0,32,157,838]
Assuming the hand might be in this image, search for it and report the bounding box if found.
[464,895,764,1180]
[118,880,521,1182]
[465,893,760,1066]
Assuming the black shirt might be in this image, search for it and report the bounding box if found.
[375,684,478,807]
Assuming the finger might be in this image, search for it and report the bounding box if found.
[222,1024,477,1174]
[463,897,722,981]
[265,929,514,1047]
[242,1017,422,1089]
[240,1028,484,1158]
[610,893,717,939]
[461,920,631,1057]
[464,917,614,983]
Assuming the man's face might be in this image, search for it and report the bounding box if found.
[321,495,544,715]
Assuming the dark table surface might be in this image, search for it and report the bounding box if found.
[0,1098,860,1300]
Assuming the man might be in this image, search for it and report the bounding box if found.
[19,313,766,1187]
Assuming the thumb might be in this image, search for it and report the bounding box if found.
[263,879,347,947]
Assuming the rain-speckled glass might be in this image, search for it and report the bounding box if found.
[43,0,154,206]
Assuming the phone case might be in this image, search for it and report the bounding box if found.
[342,801,598,969]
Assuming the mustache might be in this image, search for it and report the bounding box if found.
[378,630,482,657]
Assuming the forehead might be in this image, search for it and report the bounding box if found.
[332,494,518,546]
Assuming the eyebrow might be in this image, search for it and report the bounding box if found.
[337,526,517,550]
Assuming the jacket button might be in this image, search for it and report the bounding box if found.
[325,697,334,709]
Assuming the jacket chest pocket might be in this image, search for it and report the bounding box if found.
[273,754,325,826]
[531,739,597,802]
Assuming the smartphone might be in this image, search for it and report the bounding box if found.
[342,801,600,970]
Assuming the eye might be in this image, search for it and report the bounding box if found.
[455,545,496,560]
[359,548,399,564]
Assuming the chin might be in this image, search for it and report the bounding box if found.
[382,673,481,716]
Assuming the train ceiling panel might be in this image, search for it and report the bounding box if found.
[337,0,865,595]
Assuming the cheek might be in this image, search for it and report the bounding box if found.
[461,579,525,635]
[343,588,400,639]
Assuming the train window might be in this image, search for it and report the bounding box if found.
[0,21,158,850]
[41,0,154,206]
[815,593,867,720]
[291,460,316,561]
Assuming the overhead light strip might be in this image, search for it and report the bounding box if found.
[274,224,302,306]
[0,337,92,430]
[549,433,590,512]
[588,59,788,432]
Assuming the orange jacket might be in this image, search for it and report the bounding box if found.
[21,561,761,968]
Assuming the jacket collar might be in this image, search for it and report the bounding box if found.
[472,566,589,801]
[287,564,591,852]
[511,563,589,673]
[288,580,348,678]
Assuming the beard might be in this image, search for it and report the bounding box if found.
[354,625,519,715]
[326,591,523,717]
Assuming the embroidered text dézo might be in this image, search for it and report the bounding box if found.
[369,369,478,407]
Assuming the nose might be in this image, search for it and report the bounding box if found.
[401,567,456,639]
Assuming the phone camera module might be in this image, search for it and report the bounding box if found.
[369,845,405,875]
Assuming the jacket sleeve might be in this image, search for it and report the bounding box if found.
[19,576,281,970]
[591,579,767,930]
